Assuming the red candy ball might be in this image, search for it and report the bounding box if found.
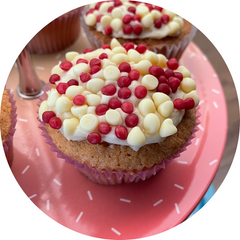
[133,24,142,35]
[173,98,185,110]
[158,75,168,84]
[149,65,164,78]
[49,117,62,129]
[87,132,102,144]
[184,98,195,110]
[105,26,113,35]
[154,18,162,28]
[123,14,133,24]
[80,73,91,83]
[108,6,114,12]
[115,125,128,140]
[98,122,112,134]
[90,58,101,67]
[167,58,179,70]
[67,79,79,86]
[73,95,86,106]
[118,87,132,99]
[118,62,131,73]
[133,14,141,22]
[123,24,133,34]
[164,68,174,79]
[76,58,88,64]
[123,42,135,51]
[90,65,101,75]
[168,77,181,93]
[108,98,122,109]
[95,104,109,116]
[56,82,69,94]
[125,113,139,128]
[135,44,147,54]
[83,48,93,54]
[42,111,56,123]
[59,61,73,71]
[128,69,140,80]
[117,76,131,88]
[161,14,170,24]
[97,14,103,22]
[99,53,108,60]
[121,102,134,114]
[114,0,122,6]
[174,72,183,81]
[101,84,117,96]
[128,6,136,14]
[101,44,111,49]
[49,74,60,84]
[135,85,147,99]
[157,83,171,95]
[154,6,163,12]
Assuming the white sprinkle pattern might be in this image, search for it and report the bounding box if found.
[35,148,40,156]
[174,184,184,190]
[76,212,83,222]
[203,55,208,61]
[36,66,45,70]
[87,190,93,200]
[198,125,204,131]
[47,200,50,211]
[18,118,28,122]
[111,228,121,236]
[213,102,218,108]
[195,138,200,146]
[153,199,163,206]
[212,89,220,94]
[199,100,204,105]
[29,194,37,199]
[209,159,218,166]
[177,161,188,164]
[189,52,196,58]
[175,203,180,214]
[53,179,62,186]
[55,54,62,59]
[120,198,131,203]
[21,165,30,174]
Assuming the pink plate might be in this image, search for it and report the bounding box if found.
[10,42,227,239]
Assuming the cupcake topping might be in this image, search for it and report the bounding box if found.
[84,0,184,39]
[39,38,199,151]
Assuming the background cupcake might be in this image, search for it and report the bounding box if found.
[28,7,82,54]
[38,38,200,184]
[81,0,197,60]
[1,89,17,167]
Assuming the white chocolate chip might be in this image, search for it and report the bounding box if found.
[144,51,159,65]
[51,64,63,75]
[111,7,123,19]
[183,90,200,107]
[65,86,84,100]
[111,53,128,65]
[127,127,146,146]
[159,118,177,138]
[110,18,123,32]
[39,100,49,121]
[62,111,74,119]
[71,105,88,119]
[143,113,161,134]
[141,74,158,90]
[86,78,105,93]
[63,118,79,137]
[128,49,142,63]
[168,21,180,35]
[141,13,154,28]
[99,2,112,13]
[112,46,127,54]
[86,94,101,106]
[152,92,171,107]
[151,10,162,20]
[138,99,155,116]
[100,15,112,28]
[47,90,61,107]
[132,60,152,75]
[110,38,122,49]
[85,13,97,26]
[162,9,176,20]
[136,5,149,17]
[103,65,121,80]
[73,63,90,75]
[66,52,79,62]
[158,100,174,118]
[180,77,196,93]
[177,66,191,78]
[55,96,73,113]
[101,59,117,69]
[157,54,167,68]
[105,109,122,125]
[80,113,98,132]
[173,16,184,28]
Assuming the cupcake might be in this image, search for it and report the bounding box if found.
[1,89,17,167]
[28,7,82,54]
[81,0,197,60]
[38,38,200,184]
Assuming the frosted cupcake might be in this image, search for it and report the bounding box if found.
[1,89,17,167]
[38,38,200,184]
[81,0,197,60]
[28,7,82,54]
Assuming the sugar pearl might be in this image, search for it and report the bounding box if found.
[80,114,98,132]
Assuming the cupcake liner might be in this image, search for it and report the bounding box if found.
[80,7,197,60]
[28,7,81,54]
[2,88,17,167]
[37,84,200,185]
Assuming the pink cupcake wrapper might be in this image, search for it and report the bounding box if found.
[80,7,197,60]
[37,84,200,184]
[2,88,17,167]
